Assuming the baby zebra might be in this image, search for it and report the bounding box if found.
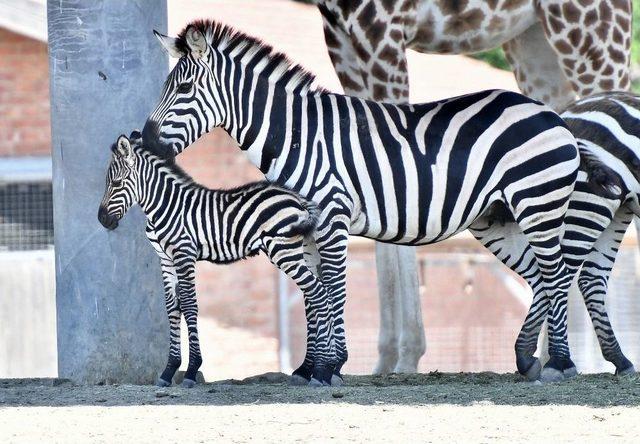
[98,132,322,387]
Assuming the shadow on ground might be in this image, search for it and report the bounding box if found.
[1,372,639,408]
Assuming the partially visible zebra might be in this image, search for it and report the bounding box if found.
[484,92,640,375]
[142,20,591,385]
[97,132,322,387]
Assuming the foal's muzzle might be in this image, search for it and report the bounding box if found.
[98,206,119,230]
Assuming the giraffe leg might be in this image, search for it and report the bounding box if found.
[503,21,576,111]
[157,258,182,387]
[535,0,631,97]
[578,208,635,375]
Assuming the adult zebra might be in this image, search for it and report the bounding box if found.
[142,20,583,385]
[475,92,640,377]
[98,132,324,387]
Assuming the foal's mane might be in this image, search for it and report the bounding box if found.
[175,19,325,94]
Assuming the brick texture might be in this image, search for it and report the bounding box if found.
[0,29,51,157]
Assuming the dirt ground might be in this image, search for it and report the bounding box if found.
[1,372,640,443]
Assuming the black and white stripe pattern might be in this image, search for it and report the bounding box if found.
[98,133,322,387]
[142,20,582,384]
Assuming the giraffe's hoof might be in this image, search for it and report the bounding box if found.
[308,377,329,387]
[181,378,196,388]
[330,374,344,387]
[616,365,636,377]
[524,358,542,382]
[156,378,171,387]
[289,374,310,386]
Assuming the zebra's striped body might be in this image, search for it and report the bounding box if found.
[475,92,640,377]
[98,133,322,387]
[143,20,582,384]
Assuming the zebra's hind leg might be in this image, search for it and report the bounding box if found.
[157,258,182,387]
[263,236,335,387]
[315,218,351,386]
[509,186,577,382]
[175,254,202,388]
[469,214,547,381]
[578,208,635,376]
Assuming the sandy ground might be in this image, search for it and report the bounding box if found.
[1,372,640,443]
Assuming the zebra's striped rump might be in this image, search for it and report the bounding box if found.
[98,133,323,387]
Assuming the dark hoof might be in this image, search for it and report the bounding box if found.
[540,367,565,383]
[309,378,329,387]
[563,366,578,379]
[181,378,196,388]
[289,374,310,386]
[330,374,344,387]
[516,354,540,380]
[156,378,171,387]
[616,365,636,377]
[311,364,334,387]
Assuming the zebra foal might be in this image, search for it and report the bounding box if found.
[98,132,321,387]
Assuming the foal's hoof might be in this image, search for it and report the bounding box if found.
[616,365,636,377]
[309,378,330,387]
[540,367,564,383]
[181,378,196,388]
[516,355,541,381]
[330,374,344,387]
[289,374,310,386]
[156,378,171,387]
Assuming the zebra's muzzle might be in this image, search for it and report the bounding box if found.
[98,206,119,230]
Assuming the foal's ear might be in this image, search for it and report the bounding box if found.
[185,26,208,58]
[114,135,134,165]
[153,30,184,58]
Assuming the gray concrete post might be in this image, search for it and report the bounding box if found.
[48,0,168,384]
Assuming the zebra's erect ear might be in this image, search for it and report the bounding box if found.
[114,135,135,166]
[153,30,184,59]
[185,26,207,58]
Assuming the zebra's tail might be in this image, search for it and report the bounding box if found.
[289,198,320,237]
[579,142,623,200]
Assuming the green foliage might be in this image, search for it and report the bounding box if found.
[469,48,511,71]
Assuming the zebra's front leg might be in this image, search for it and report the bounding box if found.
[157,258,182,387]
[175,255,202,388]
[262,236,334,386]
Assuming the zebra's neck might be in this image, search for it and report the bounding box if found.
[135,152,197,220]
[220,62,323,182]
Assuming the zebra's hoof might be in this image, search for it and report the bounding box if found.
[524,358,542,381]
[181,378,196,388]
[616,365,636,377]
[156,378,171,387]
[309,378,329,387]
[289,374,310,386]
[563,366,578,379]
[330,374,344,387]
[540,367,565,383]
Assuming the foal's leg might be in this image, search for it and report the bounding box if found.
[174,253,202,388]
[157,257,182,387]
[263,235,334,386]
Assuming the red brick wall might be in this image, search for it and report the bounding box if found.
[0,29,51,157]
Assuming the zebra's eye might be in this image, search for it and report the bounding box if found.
[176,82,193,94]
[112,179,122,188]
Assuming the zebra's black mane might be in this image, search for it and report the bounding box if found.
[132,142,197,186]
[175,19,325,94]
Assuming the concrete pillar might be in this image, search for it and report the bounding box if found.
[48,0,168,384]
